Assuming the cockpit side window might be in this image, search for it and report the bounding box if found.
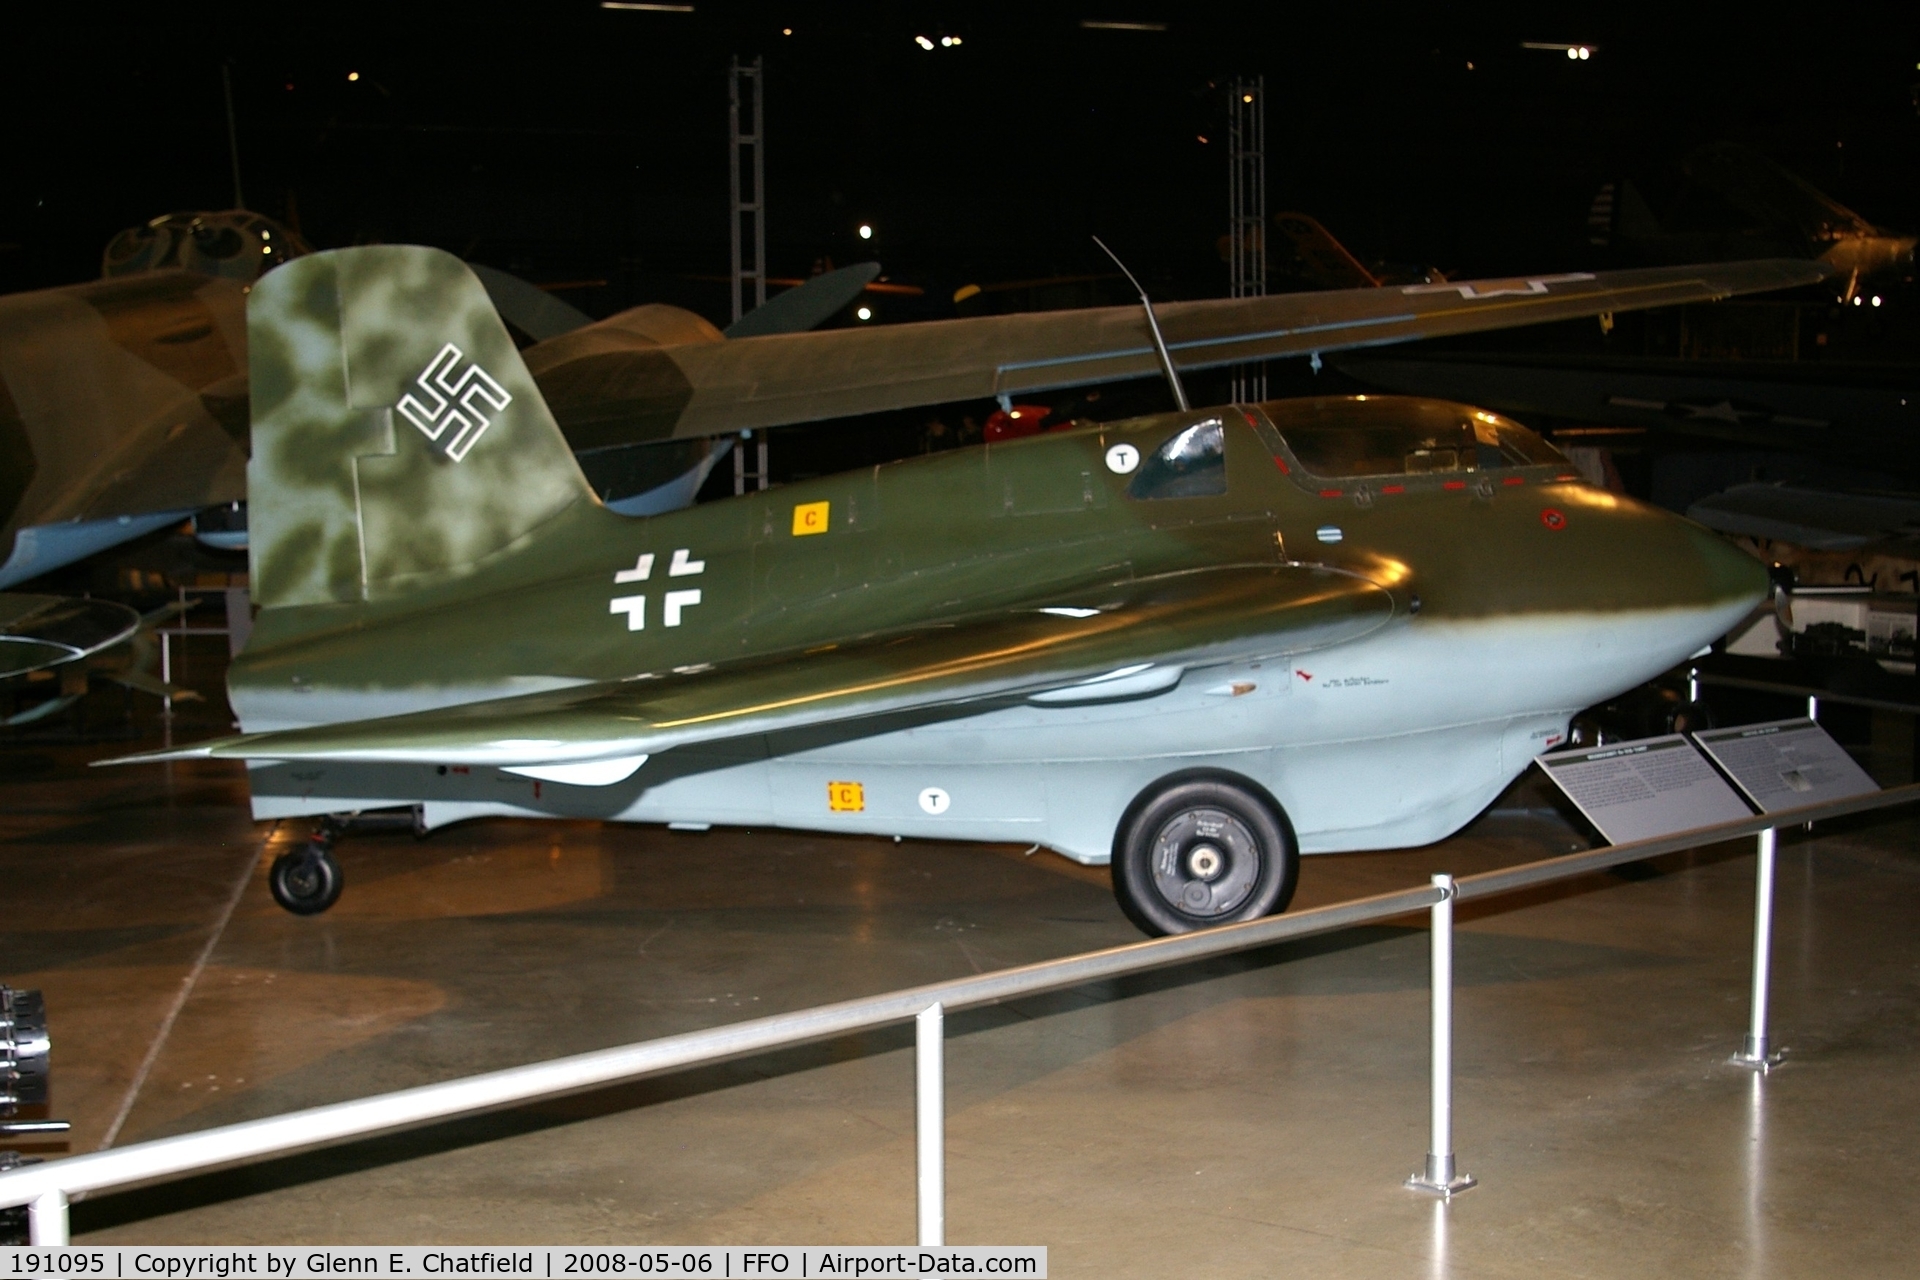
[1127,418,1226,499]
[1261,398,1565,479]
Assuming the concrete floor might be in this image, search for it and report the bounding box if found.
[3,684,1917,1276]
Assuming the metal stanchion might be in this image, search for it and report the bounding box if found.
[159,629,173,717]
[1731,828,1785,1070]
[28,1188,68,1245]
[916,1002,944,1246]
[1407,874,1475,1196]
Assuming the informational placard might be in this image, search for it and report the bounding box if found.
[1536,734,1753,844]
[1692,718,1880,812]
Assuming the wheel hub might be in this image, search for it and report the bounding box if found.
[284,858,324,899]
[1150,808,1260,919]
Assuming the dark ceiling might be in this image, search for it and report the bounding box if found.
[6,2,1917,324]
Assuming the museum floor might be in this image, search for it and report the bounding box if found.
[4,688,1917,1277]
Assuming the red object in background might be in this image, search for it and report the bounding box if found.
[984,404,1056,442]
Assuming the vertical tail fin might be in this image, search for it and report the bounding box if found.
[247,246,597,611]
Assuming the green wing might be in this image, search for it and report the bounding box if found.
[102,564,1393,772]
[533,259,1830,444]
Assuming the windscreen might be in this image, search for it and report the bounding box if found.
[1259,397,1564,479]
[1128,417,1227,499]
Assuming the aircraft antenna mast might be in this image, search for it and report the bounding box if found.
[1093,236,1189,412]
[729,55,770,495]
[1227,74,1265,402]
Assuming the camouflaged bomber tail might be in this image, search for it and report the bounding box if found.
[246,246,596,613]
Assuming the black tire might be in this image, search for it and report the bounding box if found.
[269,845,344,915]
[1111,772,1299,936]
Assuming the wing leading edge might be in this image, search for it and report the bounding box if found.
[543,259,1831,441]
[100,564,1394,774]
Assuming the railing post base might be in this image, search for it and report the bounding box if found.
[1407,874,1476,1198]
[1730,1035,1783,1072]
[1731,828,1784,1072]
[1406,1154,1477,1198]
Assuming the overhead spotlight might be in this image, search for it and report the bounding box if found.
[858,223,873,240]
[1871,295,1883,307]
[1241,93,1253,103]
[1853,295,1863,306]
[951,35,962,45]
[261,245,272,255]
[940,36,953,46]
[1196,134,1209,144]
[1524,42,1599,58]
[915,35,934,50]
[782,27,792,35]
[856,306,873,321]
[347,71,360,81]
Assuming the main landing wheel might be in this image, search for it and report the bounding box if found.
[269,833,344,916]
[1111,773,1298,936]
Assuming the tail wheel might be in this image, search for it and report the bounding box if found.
[269,839,344,915]
[1111,773,1298,936]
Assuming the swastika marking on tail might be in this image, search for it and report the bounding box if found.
[396,342,513,461]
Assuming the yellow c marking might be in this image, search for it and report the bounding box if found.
[828,780,865,812]
[792,501,830,536]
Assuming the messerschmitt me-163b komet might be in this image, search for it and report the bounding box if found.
[107,247,1783,934]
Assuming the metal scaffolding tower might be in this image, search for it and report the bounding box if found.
[729,56,769,493]
[1227,75,1266,403]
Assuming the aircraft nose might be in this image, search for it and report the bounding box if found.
[1555,487,1767,636]
[1679,513,1770,608]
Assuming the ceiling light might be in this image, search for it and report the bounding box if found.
[915,35,935,50]
[858,224,873,239]
[347,71,360,81]
[856,306,873,321]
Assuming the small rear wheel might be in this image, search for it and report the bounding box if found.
[1111,773,1298,936]
[269,843,343,915]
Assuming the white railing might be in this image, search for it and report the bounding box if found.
[5,782,1916,1245]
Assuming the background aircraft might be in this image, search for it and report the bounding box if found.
[112,247,1806,931]
[1589,142,1915,299]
